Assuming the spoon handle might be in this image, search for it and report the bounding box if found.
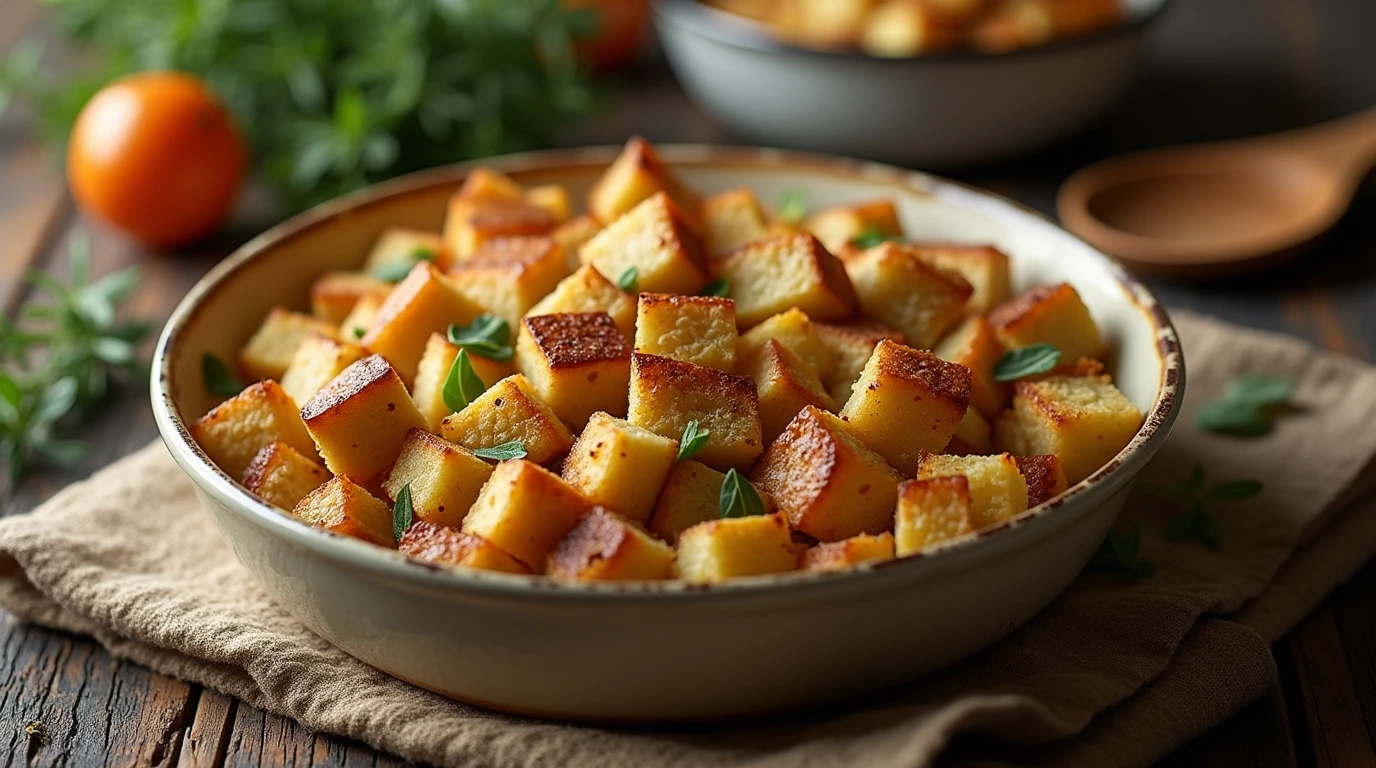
[1291,105,1376,176]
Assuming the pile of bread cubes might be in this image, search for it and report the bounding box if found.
[190,137,1143,584]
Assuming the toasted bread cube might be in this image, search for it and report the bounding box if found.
[515,313,631,430]
[310,272,392,323]
[241,441,330,510]
[561,412,678,524]
[751,406,899,542]
[382,429,494,529]
[859,0,963,57]
[813,321,905,404]
[945,406,992,455]
[525,184,571,223]
[1016,454,1069,507]
[461,459,591,567]
[588,136,699,226]
[915,452,1028,530]
[411,333,516,431]
[280,333,368,406]
[993,373,1141,484]
[580,192,710,295]
[718,234,857,327]
[628,354,764,470]
[340,293,384,341]
[364,227,451,273]
[743,339,836,444]
[843,242,972,350]
[801,532,895,572]
[237,308,337,381]
[700,188,770,254]
[934,316,1010,419]
[359,262,486,382]
[448,236,569,326]
[915,244,1012,314]
[634,293,738,371]
[299,355,427,487]
[772,0,876,49]
[440,374,575,466]
[548,507,676,581]
[292,475,395,547]
[455,167,525,202]
[550,215,603,272]
[895,476,975,555]
[837,340,971,474]
[398,522,529,574]
[675,512,797,583]
[737,308,834,380]
[191,380,317,478]
[805,199,902,255]
[989,283,1104,363]
[526,264,636,339]
[648,460,726,543]
[444,197,557,260]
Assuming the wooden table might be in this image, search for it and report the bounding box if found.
[2,0,1374,764]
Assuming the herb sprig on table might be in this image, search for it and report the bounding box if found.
[1195,375,1293,436]
[1140,465,1264,549]
[1091,524,1155,578]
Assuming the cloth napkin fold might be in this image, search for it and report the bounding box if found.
[3,309,1376,768]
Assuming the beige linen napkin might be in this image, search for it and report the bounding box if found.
[3,309,1376,768]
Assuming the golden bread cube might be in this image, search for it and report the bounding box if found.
[627,353,764,470]
[547,507,676,581]
[800,532,895,572]
[914,244,1012,314]
[648,460,726,544]
[340,293,384,341]
[310,271,392,323]
[364,227,451,273]
[843,241,972,349]
[579,191,710,295]
[933,315,1011,418]
[992,373,1141,484]
[737,307,834,380]
[675,512,798,583]
[238,308,337,381]
[292,475,395,548]
[699,188,770,254]
[837,339,971,474]
[717,234,857,327]
[525,184,572,224]
[444,197,557,260]
[895,476,975,556]
[1016,454,1069,507]
[743,339,836,444]
[805,199,902,255]
[455,167,525,202]
[191,380,318,479]
[989,283,1104,363]
[382,429,494,529]
[241,441,329,511]
[280,333,368,406]
[398,521,529,574]
[588,136,699,226]
[813,321,905,404]
[526,264,636,339]
[860,0,963,57]
[634,293,738,372]
[360,262,485,382]
[300,354,428,487]
[562,412,679,524]
[411,332,516,431]
[448,236,569,326]
[440,374,575,466]
[945,406,992,455]
[772,0,875,49]
[550,215,603,272]
[516,312,631,430]
[915,452,1028,530]
[751,406,899,542]
[461,459,592,567]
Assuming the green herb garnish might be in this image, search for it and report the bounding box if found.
[474,441,528,461]
[1195,375,1293,437]
[203,354,246,397]
[698,278,730,298]
[676,420,710,463]
[442,350,488,413]
[352,327,366,340]
[618,266,639,294]
[371,248,435,283]
[719,468,764,519]
[392,482,414,545]
[447,315,513,362]
[850,225,895,250]
[777,189,809,224]
[992,344,1062,382]
[1141,465,1263,549]
[1089,524,1154,578]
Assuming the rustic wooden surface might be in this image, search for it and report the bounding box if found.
[2,0,1374,764]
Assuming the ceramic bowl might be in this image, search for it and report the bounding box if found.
[151,145,1183,722]
[652,0,1172,168]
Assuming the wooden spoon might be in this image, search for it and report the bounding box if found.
[1057,106,1376,276]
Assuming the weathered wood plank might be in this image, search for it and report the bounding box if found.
[178,688,238,768]
[1156,684,1297,768]
[1288,605,1376,768]
[1331,563,1376,763]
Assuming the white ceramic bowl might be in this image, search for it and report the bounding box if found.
[151,145,1183,722]
[652,0,1172,168]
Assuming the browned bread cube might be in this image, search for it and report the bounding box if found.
[310,272,392,323]
[191,380,318,478]
[717,234,857,327]
[988,283,1104,363]
[382,429,494,529]
[743,339,836,444]
[398,522,529,574]
[859,0,963,57]
[933,315,1011,419]
[944,406,993,455]
[634,293,738,372]
[649,460,726,544]
[410,332,517,432]
[895,476,975,555]
[526,264,636,339]
[914,244,1012,314]
[455,167,526,202]
[993,373,1141,484]
[813,320,905,404]
[737,308,834,380]
[461,459,592,568]
[914,452,1028,529]
[516,312,631,430]
[675,512,798,583]
[580,191,710,295]
[340,293,384,341]
[805,199,903,255]
[444,197,557,260]
[751,405,899,542]
[561,412,679,524]
[300,355,428,487]
[441,374,575,466]
[550,215,603,271]
[241,441,329,510]
[359,262,485,382]
[280,333,368,406]
[588,136,700,226]
[526,184,572,223]
[238,308,338,381]
[547,507,676,581]
[699,188,770,254]
[1016,454,1069,507]
[627,353,764,470]
[448,236,569,326]
[292,475,395,548]
[800,532,895,572]
[364,227,451,273]
[842,241,972,350]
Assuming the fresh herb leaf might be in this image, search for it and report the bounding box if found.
[777,189,809,224]
[850,225,894,249]
[1206,479,1264,500]
[442,350,487,413]
[676,420,710,463]
[447,315,513,362]
[1147,465,1263,549]
[371,248,435,282]
[392,483,414,545]
[352,327,366,339]
[699,278,730,298]
[1196,374,1292,437]
[203,354,246,397]
[992,344,1062,382]
[719,468,764,519]
[618,266,639,294]
[473,441,527,461]
[1181,464,1206,493]
[1090,524,1154,577]
[1223,375,1293,406]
